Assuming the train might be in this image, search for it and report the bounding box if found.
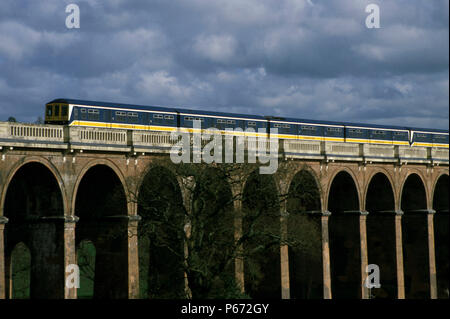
[44,98,449,148]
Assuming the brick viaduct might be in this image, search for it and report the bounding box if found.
[0,122,448,299]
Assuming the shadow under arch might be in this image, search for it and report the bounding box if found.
[287,169,323,299]
[3,162,65,298]
[74,164,129,299]
[365,172,397,298]
[71,159,130,215]
[400,173,430,299]
[433,174,449,299]
[1,157,68,217]
[242,170,281,298]
[327,170,361,299]
[137,165,185,299]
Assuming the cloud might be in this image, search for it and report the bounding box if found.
[0,0,447,129]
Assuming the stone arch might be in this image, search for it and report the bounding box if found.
[288,165,325,211]
[1,156,68,216]
[135,162,179,205]
[3,160,67,298]
[432,173,449,299]
[400,172,430,299]
[73,161,130,299]
[136,164,185,299]
[432,173,449,213]
[399,170,429,212]
[325,167,362,212]
[287,168,323,299]
[327,169,362,299]
[363,168,397,212]
[327,169,361,213]
[365,172,397,298]
[71,159,130,216]
[189,166,236,298]
[242,169,281,298]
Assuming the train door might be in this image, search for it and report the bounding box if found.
[104,110,112,128]
[73,107,79,123]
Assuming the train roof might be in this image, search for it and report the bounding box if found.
[48,98,449,134]
[176,108,267,120]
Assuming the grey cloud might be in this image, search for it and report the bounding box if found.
[0,0,448,129]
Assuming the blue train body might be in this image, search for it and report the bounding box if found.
[44,98,449,148]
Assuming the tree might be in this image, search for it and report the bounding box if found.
[126,159,322,299]
[7,116,17,122]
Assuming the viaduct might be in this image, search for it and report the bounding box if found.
[0,121,448,299]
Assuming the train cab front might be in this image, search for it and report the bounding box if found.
[44,101,69,124]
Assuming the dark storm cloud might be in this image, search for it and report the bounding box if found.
[0,0,448,129]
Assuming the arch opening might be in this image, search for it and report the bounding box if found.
[74,164,128,299]
[287,169,323,299]
[4,162,65,298]
[328,171,361,299]
[401,174,430,299]
[433,174,449,299]
[137,166,185,299]
[76,240,96,299]
[7,242,31,299]
[365,173,397,298]
[190,168,236,298]
[242,172,281,298]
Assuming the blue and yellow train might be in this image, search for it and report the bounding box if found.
[45,98,449,148]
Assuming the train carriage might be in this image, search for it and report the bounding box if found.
[44,98,449,149]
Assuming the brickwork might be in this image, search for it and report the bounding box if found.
[0,148,447,299]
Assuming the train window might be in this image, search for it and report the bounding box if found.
[327,127,341,132]
[301,126,315,131]
[54,105,60,116]
[248,122,256,126]
[373,130,386,135]
[282,124,290,128]
[227,120,235,124]
[394,132,406,135]
[349,129,362,134]
[115,111,127,122]
[61,105,68,116]
[217,119,226,124]
[128,112,138,123]
[46,105,52,116]
[195,117,204,122]
[434,135,446,140]
[164,115,174,120]
[184,117,194,121]
[88,109,100,120]
[417,134,427,138]
[153,114,163,119]
[81,108,86,113]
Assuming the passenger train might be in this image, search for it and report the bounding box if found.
[44,99,449,148]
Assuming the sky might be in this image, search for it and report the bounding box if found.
[0,0,448,129]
